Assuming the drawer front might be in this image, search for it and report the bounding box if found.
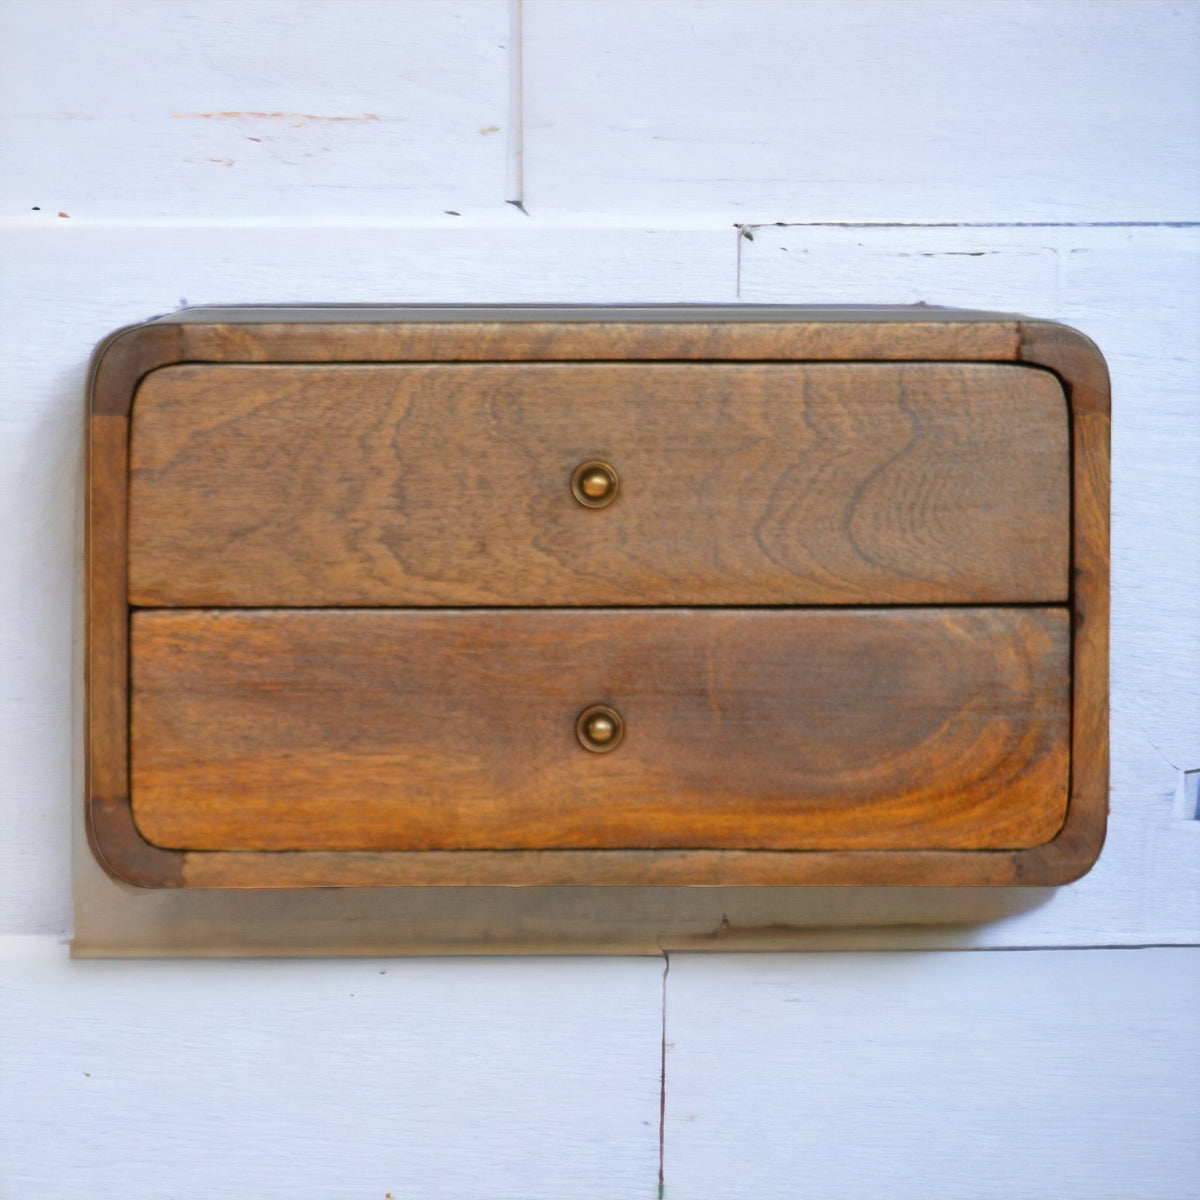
[128,362,1069,607]
[130,608,1069,854]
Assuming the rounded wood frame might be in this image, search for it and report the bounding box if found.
[86,306,1109,889]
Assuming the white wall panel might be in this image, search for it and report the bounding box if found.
[664,949,1200,1200]
[1,2,1198,1197]
[522,0,1200,223]
[0,938,664,1200]
[0,0,510,221]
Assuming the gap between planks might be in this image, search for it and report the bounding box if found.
[659,950,669,1200]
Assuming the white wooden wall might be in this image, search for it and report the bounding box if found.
[1,2,1197,1196]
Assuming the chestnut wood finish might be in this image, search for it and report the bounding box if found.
[85,308,1110,891]
[130,607,1069,853]
[127,363,1069,607]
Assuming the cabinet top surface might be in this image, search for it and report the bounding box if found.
[151,303,1033,325]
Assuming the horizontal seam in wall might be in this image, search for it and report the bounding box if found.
[1,218,1198,233]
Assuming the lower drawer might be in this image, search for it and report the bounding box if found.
[130,608,1069,854]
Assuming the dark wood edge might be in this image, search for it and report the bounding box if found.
[88,796,184,887]
[1010,321,1111,884]
[156,303,1035,325]
[90,322,185,416]
[87,328,187,886]
[1015,320,1111,417]
[86,313,1106,889]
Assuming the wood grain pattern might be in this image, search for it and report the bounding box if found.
[128,362,1069,606]
[85,310,1108,892]
[175,318,1025,373]
[1015,321,1111,882]
[174,847,1042,889]
[86,331,188,886]
[86,416,128,809]
[91,316,1026,418]
[86,413,184,885]
[130,607,1069,854]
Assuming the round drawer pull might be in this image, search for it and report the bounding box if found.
[571,460,619,508]
[576,704,624,753]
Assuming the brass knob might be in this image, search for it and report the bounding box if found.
[571,460,619,508]
[576,704,624,753]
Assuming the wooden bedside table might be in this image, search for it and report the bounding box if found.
[87,306,1108,891]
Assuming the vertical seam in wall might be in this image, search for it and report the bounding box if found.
[659,950,670,1198]
[506,0,526,212]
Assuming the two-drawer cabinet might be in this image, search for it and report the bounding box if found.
[86,306,1108,897]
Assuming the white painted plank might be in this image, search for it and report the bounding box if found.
[664,949,1200,1200]
[0,223,734,938]
[522,0,1200,223]
[0,0,510,221]
[737,223,1066,308]
[0,936,664,1200]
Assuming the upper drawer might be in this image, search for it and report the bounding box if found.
[127,362,1069,606]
